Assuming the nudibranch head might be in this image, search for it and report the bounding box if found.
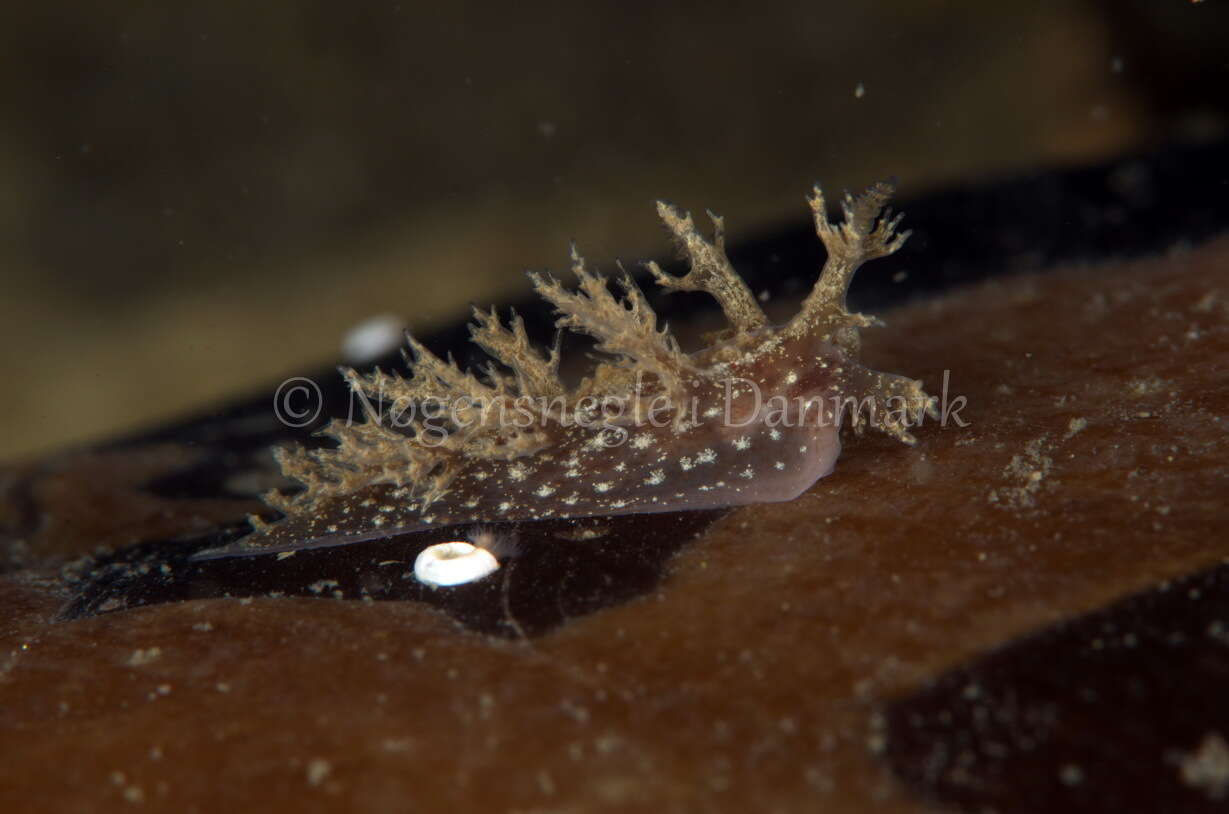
[194,181,936,560]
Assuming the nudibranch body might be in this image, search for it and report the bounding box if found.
[197,182,935,559]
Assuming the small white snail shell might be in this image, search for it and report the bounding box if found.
[413,541,501,587]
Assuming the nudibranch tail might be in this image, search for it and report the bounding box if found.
[193,181,936,560]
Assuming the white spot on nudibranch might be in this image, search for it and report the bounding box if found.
[644,469,665,486]
[594,482,613,493]
[413,541,500,587]
[631,434,655,450]
[697,447,717,464]
[732,437,751,451]
[535,485,556,497]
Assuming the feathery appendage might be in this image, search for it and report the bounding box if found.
[646,201,769,338]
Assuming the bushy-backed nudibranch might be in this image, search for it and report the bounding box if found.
[197,182,936,559]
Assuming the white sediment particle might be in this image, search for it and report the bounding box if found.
[733,436,751,451]
[644,469,666,486]
[697,447,717,463]
[308,579,340,595]
[498,501,512,512]
[472,471,490,480]
[464,497,479,508]
[775,461,786,470]
[508,464,529,481]
[306,758,332,787]
[1177,732,1229,800]
[535,485,556,497]
[785,370,799,384]
[372,516,386,527]
[1065,417,1088,439]
[127,647,162,667]
[799,445,808,453]
[1059,764,1084,786]
[341,314,405,363]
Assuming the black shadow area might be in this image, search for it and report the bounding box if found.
[60,510,725,638]
[883,560,1229,814]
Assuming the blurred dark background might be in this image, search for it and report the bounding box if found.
[2,0,1226,459]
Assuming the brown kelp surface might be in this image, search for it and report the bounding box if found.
[2,208,1226,811]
